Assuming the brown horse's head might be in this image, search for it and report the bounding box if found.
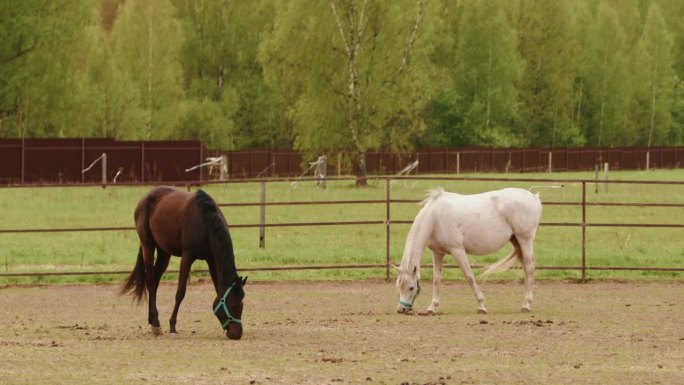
[213,276,247,340]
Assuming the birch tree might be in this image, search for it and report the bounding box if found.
[260,0,446,185]
[634,3,675,149]
[585,1,631,146]
[113,0,183,140]
[452,0,523,146]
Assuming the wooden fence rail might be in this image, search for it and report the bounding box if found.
[1,176,682,282]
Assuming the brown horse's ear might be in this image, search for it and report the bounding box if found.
[241,276,248,286]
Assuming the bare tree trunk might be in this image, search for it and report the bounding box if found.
[598,51,608,147]
[485,35,492,130]
[648,70,658,148]
[146,2,154,140]
[331,0,368,186]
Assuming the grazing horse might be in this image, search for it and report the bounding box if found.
[121,186,246,340]
[395,187,542,315]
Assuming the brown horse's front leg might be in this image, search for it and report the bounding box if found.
[169,255,193,334]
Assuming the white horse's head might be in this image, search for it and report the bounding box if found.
[394,265,421,314]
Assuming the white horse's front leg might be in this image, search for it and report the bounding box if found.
[451,248,487,314]
[427,251,444,314]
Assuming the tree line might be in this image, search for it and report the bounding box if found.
[1,0,684,182]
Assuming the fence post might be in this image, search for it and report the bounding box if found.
[386,178,391,282]
[581,181,587,283]
[548,151,552,173]
[315,155,327,188]
[20,136,25,184]
[456,152,460,174]
[594,164,599,194]
[81,138,85,184]
[101,153,107,188]
[259,181,266,249]
[337,153,342,176]
[141,142,145,183]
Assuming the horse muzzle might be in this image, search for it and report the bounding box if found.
[227,324,243,340]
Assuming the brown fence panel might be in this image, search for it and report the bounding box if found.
[1,139,682,184]
[491,149,510,172]
[24,139,82,183]
[249,150,274,178]
[0,139,207,184]
[366,152,398,174]
[271,150,301,177]
[656,147,674,168]
[475,148,492,172]
[143,141,205,182]
[96,140,144,183]
[0,139,22,183]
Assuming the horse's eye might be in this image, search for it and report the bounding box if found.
[409,286,414,291]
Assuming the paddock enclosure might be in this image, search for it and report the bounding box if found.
[1,172,683,384]
[1,281,682,385]
[1,172,683,283]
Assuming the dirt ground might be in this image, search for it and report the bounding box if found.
[0,280,682,385]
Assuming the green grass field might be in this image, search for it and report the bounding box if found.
[1,169,683,284]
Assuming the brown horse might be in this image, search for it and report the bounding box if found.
[121,186,246,340]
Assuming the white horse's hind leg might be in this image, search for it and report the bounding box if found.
[517,237,536,312]
[427,251,444,314]
[450,247,487,314]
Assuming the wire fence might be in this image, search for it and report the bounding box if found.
[0,176,683,282]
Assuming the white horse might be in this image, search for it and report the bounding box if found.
[395,187,542,314]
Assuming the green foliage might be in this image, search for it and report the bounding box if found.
[440,0,524,147]
[584,2,632,146]
[260,0,448,179]
[2,0,684,154]
[633,3,676,147]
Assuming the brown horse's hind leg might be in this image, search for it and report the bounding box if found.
[142,245,163,335]
[169,255,194,334]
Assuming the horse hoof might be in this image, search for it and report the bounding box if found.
[521,307,531,313]
[477,309,488,314]
[169,333,177,339]
[418,310,437,316]
[151,326,163,335]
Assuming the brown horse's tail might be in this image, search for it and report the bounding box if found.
[120,246,147,302]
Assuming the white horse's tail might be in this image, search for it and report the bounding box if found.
[481,248,520,278]
[420,187,445,206]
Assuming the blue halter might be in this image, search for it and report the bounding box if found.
[398,279,422,309]
[213,282,242,329]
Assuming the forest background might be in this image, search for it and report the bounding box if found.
[2,0,684,179]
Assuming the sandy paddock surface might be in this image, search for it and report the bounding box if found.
[0,280,682,385]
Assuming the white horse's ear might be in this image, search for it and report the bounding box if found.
[392,264,401,273]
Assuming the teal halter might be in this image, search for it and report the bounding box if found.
[398,279,421,309]
[213,282,242,329]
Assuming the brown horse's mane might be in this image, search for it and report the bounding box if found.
[194,189,238,281]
